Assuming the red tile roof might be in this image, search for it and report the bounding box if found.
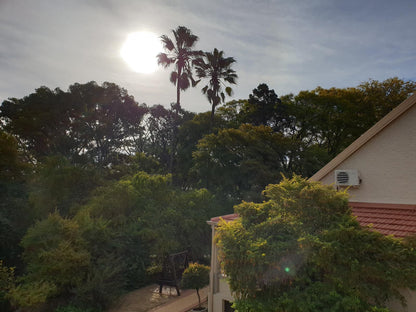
[350,202,416,237]
[209,213,239,224]
[210,202,416,238]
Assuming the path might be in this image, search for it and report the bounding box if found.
[150,286,208,312]
[108,285,208,312]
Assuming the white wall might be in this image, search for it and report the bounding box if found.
[212,278,234,312]
[208,224,234,312]
[320,105,416,205]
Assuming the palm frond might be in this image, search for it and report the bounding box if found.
[220,92,226,103]
[160,35,174,51]
[170,72,178,85]
[190,76,201,87]
[179,73,190,91]
[157,53,174,68]
[159,26,201,108]
[196,48,238,106]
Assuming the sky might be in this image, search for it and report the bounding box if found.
[1,0,415,113]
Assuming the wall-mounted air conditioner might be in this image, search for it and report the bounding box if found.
[335,169,360,186]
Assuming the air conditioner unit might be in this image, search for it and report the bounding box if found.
[335,169,360,186]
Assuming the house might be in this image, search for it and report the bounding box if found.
[207,93,416,312]
[207,213,239,312]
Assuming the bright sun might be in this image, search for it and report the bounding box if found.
[120,31,162,74]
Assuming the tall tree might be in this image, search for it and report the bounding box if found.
[157,26,201,111]
[0,131,30,269]
[288,78,416,158]
[0,82,147,167]
[192,124,293,202]
[357,77,416,123]
[241,83,290,132]
[195,48,237,122]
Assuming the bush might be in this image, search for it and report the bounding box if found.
[7,280,57,308]
[216,176,416,312]
[181,263,210,308]
[0,261,14,311]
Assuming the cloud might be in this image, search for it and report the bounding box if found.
[1,0,416,112]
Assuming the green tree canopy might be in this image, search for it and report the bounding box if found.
[0,131,30,268]
[0,82,148,167]
[216,176,416,312]
[9,171,225,310]
[287,77,416,158]
[175,111,228,188]
[192,124,295,202]
[28,156,101,218]
[83,171,221,258]
[241,83,289,132]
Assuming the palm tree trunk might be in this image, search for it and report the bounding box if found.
[169,113,179,174]
[169,67,182,173]
[210,104,215,125]
[176,67,182,113]
[176,85,181,113]
[210,97,219,127]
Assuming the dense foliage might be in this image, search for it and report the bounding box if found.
[193,124,295,202]
[216,177,416,311]
[1,73,415,311]
[7,172,221,310]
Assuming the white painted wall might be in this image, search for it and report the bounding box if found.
[208,224,234,312]
[212,278,234,312]
[320,105,416,204]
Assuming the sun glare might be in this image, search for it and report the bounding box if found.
[120,31,162,74]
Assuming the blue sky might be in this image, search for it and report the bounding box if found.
[1,0,415,113]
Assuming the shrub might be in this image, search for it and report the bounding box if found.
[181,263,210,308]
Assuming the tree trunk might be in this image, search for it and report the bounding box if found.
[176,67,182,113]
[210,104,215,126]
[196,288,201,308]
[169,67,182,173]
[210,97,219,128]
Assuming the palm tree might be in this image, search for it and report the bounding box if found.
[157,26,202,112]
[195,48,238,123]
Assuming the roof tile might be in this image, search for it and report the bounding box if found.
[351,203,416,237]
[210,203,416,238]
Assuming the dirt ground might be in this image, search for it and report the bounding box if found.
[107,285,175,312]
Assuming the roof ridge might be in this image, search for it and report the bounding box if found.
[310,93,416,181]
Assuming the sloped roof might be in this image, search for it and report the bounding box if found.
[209,204,416,237]
[310,93,416,181]
[208,213,239,225]
[351,202,416,237]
